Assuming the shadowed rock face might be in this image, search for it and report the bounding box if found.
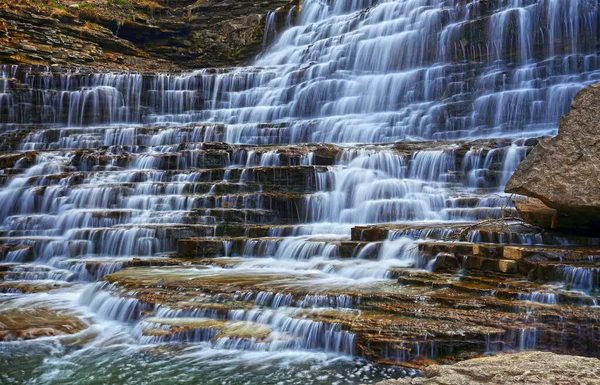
[506,82,600,231]
[0,0,298,71]
[374,351,600,385]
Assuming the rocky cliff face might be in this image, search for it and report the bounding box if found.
[0,0,298,71]
[506,82,600,232]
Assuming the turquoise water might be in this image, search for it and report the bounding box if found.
[0,339,411,384]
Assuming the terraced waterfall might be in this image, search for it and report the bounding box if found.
[0,0,599,383]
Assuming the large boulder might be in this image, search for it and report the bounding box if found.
[506,82,600,231]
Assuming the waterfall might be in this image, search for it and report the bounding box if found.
[0,0,599,382]
[0,0,598,143]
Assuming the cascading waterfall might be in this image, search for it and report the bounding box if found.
[1,0,598,142]
[0,0,599,383]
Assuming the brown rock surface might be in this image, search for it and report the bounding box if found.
[506,82,600,231]
[374,351,600,385]
[101,264,600,365]
[0,306,87,341]
[512,197,594,231]
[513,197,560,229]
[0,0,298,71]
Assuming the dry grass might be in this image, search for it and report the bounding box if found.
[0,0,165,21]
[137,0,163,10]
[50,6,71,18]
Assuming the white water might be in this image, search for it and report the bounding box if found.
[1,0,599,142]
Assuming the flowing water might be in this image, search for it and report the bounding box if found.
[0,0,599,383]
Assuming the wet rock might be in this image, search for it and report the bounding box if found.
[177,239,223,258]
[506,83,600,232]
[373,351,600,385]
[313,145,341,165]
[0,281,71,294]
[142,318,272,340]
[352,226,390,242]
[513,197,560,228]
[0,306,87,341]
[502,244,600,263]
[350,221,600,247]
[429,253,459,273]
[101,264,600,365]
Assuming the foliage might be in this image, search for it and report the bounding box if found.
[0,0,164,22]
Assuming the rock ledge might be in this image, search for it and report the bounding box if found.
[374,351,600,385]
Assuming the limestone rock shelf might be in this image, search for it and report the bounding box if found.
[98,258,600,365]
[374,351,600,385]
[0,133,598,365]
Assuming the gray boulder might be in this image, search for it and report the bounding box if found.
[506,82,600,231]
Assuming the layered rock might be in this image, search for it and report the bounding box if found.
[374,351,600,385]
[0,305,87,341]
[2,125,599,365]
[99,256,600,365]
[0,0,298,71]
[506,82,600,232]
[0,0,598,380]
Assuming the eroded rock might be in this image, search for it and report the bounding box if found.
[506,82,600,232]
[99,265,600,365]
[374,351,600,385]
[0,306,87,341]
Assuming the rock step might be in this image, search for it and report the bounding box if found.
[0,165,332,188]
[0,269,73,282]
[351,222,600,247]
[175,236,600,290]
[418,241,600,288]
[391,269,598,306]
[0,256,189,284]
[1,191,309,211]
[176,237,392,259]
[172,232,589,262]
[0,280,73,294]
[0,224,306,241]
[189,208,282,224]
[418,241,600,262]
[0,139,532,190]
[99,266,600,366]
[443,207,518,221]
[138,318,275,343]
[1,180,308,194]
[6,132,525,153]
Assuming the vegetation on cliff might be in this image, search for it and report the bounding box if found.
[0,0,298,71]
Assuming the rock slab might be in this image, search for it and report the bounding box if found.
[374,351,600,385]
[506,82,600,231]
